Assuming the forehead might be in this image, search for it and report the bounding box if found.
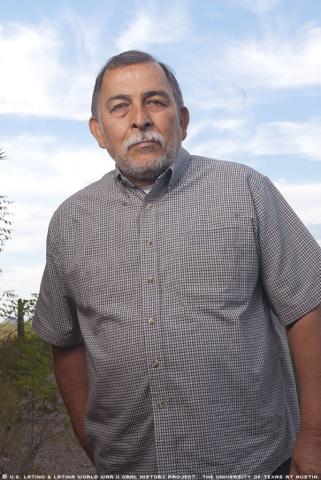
[100,61,174,97]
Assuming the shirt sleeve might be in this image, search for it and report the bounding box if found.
[32,210,83,346]
[250,173,321,327]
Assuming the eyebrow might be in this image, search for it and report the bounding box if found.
[106,90,171,107]
[143,90,171,102]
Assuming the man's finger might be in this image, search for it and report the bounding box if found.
[290,460,299,476]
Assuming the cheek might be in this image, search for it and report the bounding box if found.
[165,121,182,143]
[102,125,126,150]
[160,115,181,138]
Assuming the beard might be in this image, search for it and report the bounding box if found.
[113,130,181,183]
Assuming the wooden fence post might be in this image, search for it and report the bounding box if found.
[17,299,26,339]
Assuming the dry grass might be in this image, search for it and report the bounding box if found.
[0,321,16,341]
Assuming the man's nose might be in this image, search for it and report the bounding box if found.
[131,105,152,130]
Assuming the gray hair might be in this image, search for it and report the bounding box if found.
[91,50,184,119]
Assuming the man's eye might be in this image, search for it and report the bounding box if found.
[147,99,166,106]
[111,103,128,112]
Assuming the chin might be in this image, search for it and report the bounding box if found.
[126,156,171,182]
[128,152,164,169]
[115,146,176,181]
[132,150,163,163]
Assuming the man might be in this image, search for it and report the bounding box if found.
[33,50,321,476]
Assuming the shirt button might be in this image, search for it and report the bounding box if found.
[158,400,166,409]
[153,360,160,368]
[145,239,154,247]
[148,318,155,325]
[147,276,155,284]
[145,203,152,209]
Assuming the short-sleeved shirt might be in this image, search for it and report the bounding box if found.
[33,148,321,475]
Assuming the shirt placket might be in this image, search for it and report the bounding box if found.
[139,195,174,473]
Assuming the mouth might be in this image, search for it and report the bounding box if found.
[128,140,161,152]
[134,140,158,147]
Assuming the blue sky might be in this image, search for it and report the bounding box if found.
[1,0,321,298]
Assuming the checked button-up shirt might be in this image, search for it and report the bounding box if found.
[33,148,321,476]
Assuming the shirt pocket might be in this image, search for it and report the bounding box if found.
[177,218,259,307]
[65,239,140,314]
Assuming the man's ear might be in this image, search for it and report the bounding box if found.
[179,107,190,141]
[89,116,107,149]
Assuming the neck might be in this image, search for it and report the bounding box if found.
[128,177,155,188]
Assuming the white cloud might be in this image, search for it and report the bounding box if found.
[116,1,189,51]
[0,264,44,298]
[226,23,321,89]
[4,203,49,254]
[0,17,103,120]
[189,83,250,114]
[187,118,321,162]
[227,0,281,15]
[187,118,247,142]
[275,181,321,226]
[62,8,103,60]
[247,120,321,160]
[1,134,114,201]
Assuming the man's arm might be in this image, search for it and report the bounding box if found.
[287,304,321,476]
[52,343,94,464]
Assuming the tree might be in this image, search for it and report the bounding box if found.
[0,291,38,339]
[0,148,14,330]
[0,149,12,253]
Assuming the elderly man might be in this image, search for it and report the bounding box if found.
[33,50,321,477]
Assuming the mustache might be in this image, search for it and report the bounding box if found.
[123,131,166,152]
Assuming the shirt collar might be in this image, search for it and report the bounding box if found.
[168,147,191,191]
[115,147,191,193]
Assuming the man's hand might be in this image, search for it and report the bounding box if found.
[78,435,95,464]
[290,430,321,476]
